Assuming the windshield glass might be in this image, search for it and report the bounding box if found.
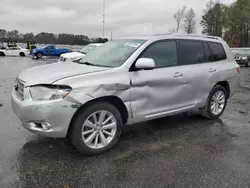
[78,39,146,67]
[80,44,98,54]
[238,50,250,55]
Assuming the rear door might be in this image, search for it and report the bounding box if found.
[176,39,210,108]
[12,47,21,56]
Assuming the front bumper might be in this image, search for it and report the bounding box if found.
[11,88,78,138]
[236,60,248,65]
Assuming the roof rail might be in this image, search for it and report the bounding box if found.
[171,34,223,40]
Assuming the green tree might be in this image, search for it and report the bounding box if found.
[200,1,224,37]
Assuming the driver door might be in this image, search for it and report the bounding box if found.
[5,48,14,56]
[130,40,196,123]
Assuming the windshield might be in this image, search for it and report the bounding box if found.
[238,50,250,55]
[80,44,98,54]
[78,39,146,67]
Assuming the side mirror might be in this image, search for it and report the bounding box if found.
[135,58,155,70]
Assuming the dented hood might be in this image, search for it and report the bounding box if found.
[18,62,111,86]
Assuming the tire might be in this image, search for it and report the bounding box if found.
[0,52,5,56]
[36,52,42,59]
[200,85,228,120]
[69,102,122,155]
[19,52,25,57]
[245,60,250,67]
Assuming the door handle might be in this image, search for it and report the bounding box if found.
[209,68,216,73]
[174,72,183,77]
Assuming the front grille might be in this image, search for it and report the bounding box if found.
[15,79,25,100]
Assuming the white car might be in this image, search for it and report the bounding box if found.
[59,43,103,62]
[0,47,30,57]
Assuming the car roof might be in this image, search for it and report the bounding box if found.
[118,34,224,43]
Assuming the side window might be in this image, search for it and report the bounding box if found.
[208,42,227,61]
[140,41,177,68]
[203,42,213,62]
[178,40,205,65]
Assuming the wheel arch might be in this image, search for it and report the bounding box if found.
[67,95,129,137]
[0,51,5,56]
[215,81,230,98]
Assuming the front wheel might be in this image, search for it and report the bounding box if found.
[69,102,122,155]
[36,52,43,59]
[200,85,228,119]
[19,52,25,57]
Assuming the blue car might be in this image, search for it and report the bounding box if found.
[32,45,71,59]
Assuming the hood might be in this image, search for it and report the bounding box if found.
[18,62,111,86]
[61,52,85,59]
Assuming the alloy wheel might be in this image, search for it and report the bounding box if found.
[81,110,117,149]
[210,90,226,115]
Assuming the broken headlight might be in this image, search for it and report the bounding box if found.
[29,85,71,101]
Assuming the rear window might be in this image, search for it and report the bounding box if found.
[208,42,227,61]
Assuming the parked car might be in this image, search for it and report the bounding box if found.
[11,35,240,155]
[233,49,250,67]
[32,45,71,59]
[59,43,103,62]
[0,47,30,57]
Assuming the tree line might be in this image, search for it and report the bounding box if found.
[201,0,250,47]
[0,29,108,45]
[171,0,249,47]
[1,0,249,47]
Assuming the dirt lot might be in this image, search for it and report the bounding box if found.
[0,57,250,188]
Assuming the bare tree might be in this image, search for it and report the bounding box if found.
[184,8,196,34]
[167,28,177,35]
[173,6,187,33]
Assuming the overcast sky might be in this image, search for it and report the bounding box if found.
[1,0,235,38]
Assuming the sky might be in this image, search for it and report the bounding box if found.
[1,0,236,39]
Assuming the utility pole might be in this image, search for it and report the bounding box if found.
[103,0,105,38]
[110,31,112,41]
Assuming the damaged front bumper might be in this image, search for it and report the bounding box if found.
[11,89,78,138]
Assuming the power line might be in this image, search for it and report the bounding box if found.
[103,0,105,38]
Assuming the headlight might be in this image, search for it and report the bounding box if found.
[29,85,71,101]
[241,57,248,60]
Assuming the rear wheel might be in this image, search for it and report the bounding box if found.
[0,52,5,56]
[36,52,42,59]
[19,52,25,57]
[69,102,122,155]
[200,85,228,119]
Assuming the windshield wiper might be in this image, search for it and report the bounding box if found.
[80,61,99,67]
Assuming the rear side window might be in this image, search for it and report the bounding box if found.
[208,42,227,61]
[203,42,213,62]
[178,40,205,65]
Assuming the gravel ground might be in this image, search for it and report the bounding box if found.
[0,56,250,188]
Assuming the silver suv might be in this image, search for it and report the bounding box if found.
[11,35,240,155]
